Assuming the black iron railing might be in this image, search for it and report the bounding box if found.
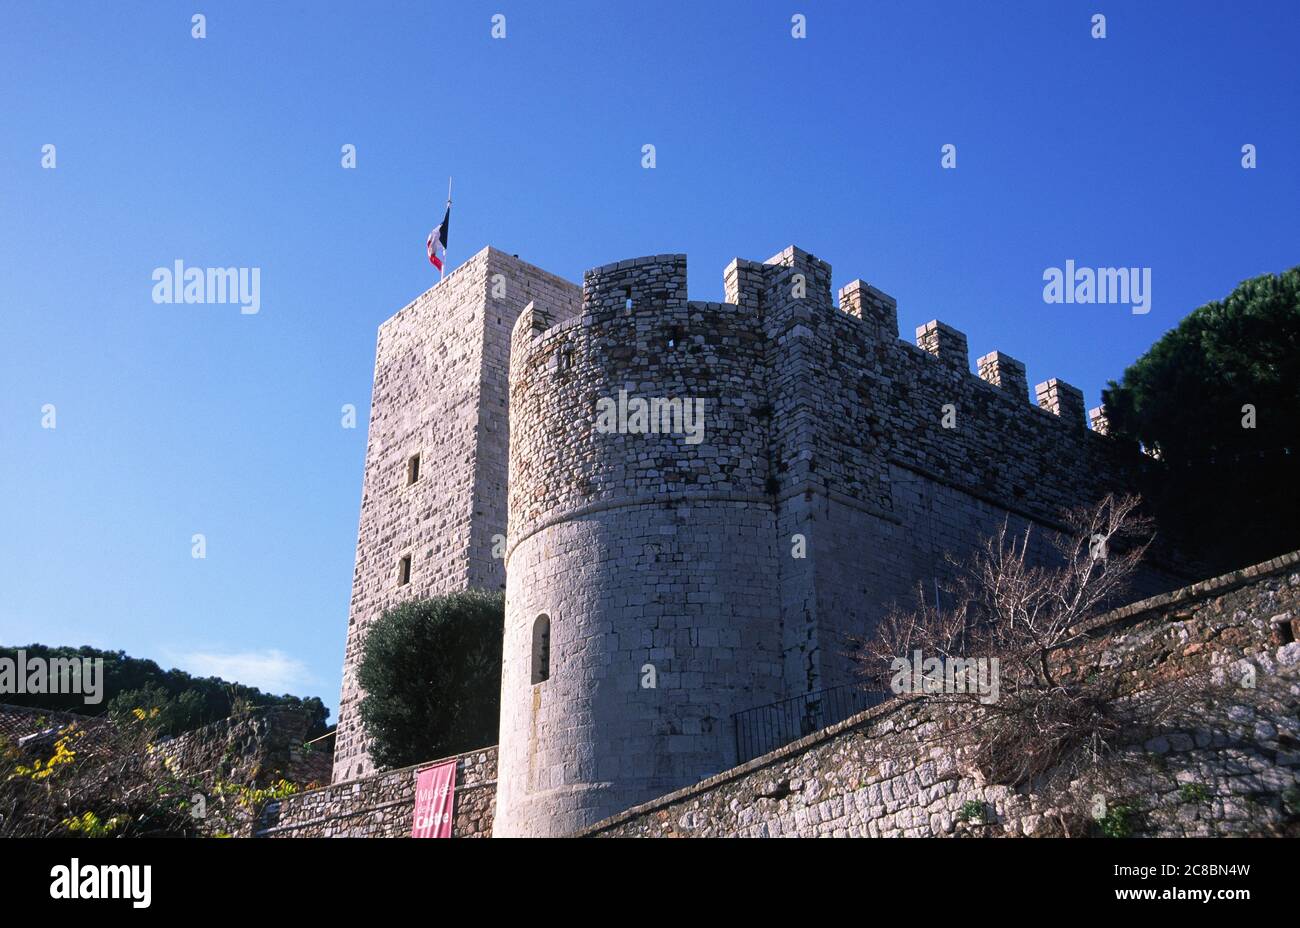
[732,683,892,764]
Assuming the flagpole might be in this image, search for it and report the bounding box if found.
[441,177,452,279]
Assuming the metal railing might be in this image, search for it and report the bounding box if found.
[732,683,892,765]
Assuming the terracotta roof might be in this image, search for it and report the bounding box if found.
[0,703,97,747]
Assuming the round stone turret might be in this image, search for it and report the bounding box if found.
[493,255,787,836]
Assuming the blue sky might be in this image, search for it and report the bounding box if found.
[2,1,1297,718]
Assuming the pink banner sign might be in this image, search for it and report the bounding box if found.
[411,760,457,838]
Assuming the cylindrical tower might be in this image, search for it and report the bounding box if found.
[493,256,786,836]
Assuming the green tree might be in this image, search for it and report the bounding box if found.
[0,644,330,739]
[107,684,207,734]
[1102,266,1300,571]
[357,591,504,770]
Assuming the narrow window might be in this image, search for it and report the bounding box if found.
[398,555,412,586]
[624,288,633,312]
[531,614,551,684]
[407,453,421,485]
[1273,616,1296,646]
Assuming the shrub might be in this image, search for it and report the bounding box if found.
[357,590,505,769]
[1095,803,1143,839]
[0,712,294,837]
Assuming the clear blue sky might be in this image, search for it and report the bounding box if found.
[2,1,1297,719]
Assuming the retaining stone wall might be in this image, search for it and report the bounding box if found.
[258,746,496,838]
[584,552,1300,837]
[151,707,329,790]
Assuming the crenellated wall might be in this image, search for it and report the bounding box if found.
[725,246,1180,692]
[494,245,1191,836]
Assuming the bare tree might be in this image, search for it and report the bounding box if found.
[853,494,1198,828]
[869,494,1149,680]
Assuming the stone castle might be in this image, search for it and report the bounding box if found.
[333,244,1187,837]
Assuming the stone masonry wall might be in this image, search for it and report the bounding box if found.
[151,707,331,790]
[257,746,496,838]
[496,246,1190,836]
[333,248,580,782]
[496,259,789,836]
[583,551,1300,837]
[738,246,1186,692]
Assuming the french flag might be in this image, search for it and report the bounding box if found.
[427,205,449,272]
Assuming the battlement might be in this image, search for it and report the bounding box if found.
[838,280,898,338]
[977,351,1029,400]
[915,320,970,370]
[510,248,1121,537]
[536,250,1104,421]
[582,254,688,316]
[510,299,556,349]
[1036,378,1088,428]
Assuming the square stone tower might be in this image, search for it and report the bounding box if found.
[332,247,580,783]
